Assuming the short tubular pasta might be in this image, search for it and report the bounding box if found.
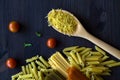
[39,56,50,68]
[70,50,79,64]
[28,64,32,73]
[22,66,26,74]
[62,46,120,80]
[87,61,100,65]
[101,60,116,65]
[85,56,101,61]
[80,48,92,55]
[76,52,84,67]
[12,55,64,80]
[12,46,120,80]
[101,56,109,61]
[35,60,46,68]
[95,46,106,55]
[26,55,39,63]
[106,62,120,67]
[26,65,30,74]
[90,51,102,56]
[31,68,38,80]
[38,71,44,80]
[63,46,79,52]
[19,74,32,78]
[74,47,86,52]
[12,72,23,79]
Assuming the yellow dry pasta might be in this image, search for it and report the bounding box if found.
[100,72,111,76]
[26,55,39,63]
[101,55,109,61]
[12,55,62,80]
[95,46,106,55]
[85,56,101,61]
[38,66,41,70]
[76,52,84,67]
[41,69,53,73]
[87,61,100,65]
[88,68,103,73]
[38,71,44,80]
[70,50,79,64]
[39,56,50,68]
[28,64,32,74]
[63,46,79,52]
[51,54,67,71]
[61,46,120,80]
[11,46,120,80]
[101,60,116,65]
[25,79,35,80]
[68,56,81,70]
[47,9,77,35]
[12,72,23,79]
[53,52,70,69]
[35,60,46,68]
[106,62,120,67]
[26,65,30,74]
[80,48,92,55]
[31,68,38,80]
[82,51,89,60]
[19,74,32,78]
[74,47,86,52]
[90,51,102,56]
[85,71,90,79]
[22,66,26,74]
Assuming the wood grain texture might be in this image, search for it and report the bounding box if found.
[0,0,120,80]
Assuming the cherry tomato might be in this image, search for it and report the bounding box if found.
[6,58,17,69]
[9,21,20,33]
[47,38,56,48]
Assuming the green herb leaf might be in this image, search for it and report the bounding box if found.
[35,32,41,37]
[24,43,32,48]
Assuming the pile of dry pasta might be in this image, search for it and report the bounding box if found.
[11,55,65,80]
[62,46,120,80]
[47,9,77,35]
[12,46,120,80]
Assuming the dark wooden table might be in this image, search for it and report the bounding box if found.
[0,0,120,80]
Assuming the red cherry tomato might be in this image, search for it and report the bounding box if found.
[9,21,20,33]
[47,38,56,48]
[6,58,17,69]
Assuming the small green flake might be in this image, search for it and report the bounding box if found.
[35,32,41,37]
[24,43,32,48]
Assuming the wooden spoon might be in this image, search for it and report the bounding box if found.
[49,9,120,59]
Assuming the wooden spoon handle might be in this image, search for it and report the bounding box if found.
[83,32,120,59]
